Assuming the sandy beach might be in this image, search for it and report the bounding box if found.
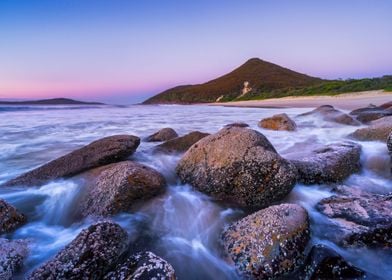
[210,90,392,110]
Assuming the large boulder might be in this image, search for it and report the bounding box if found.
[176,127,297,208]
[0,239,28,280]
[145,128,178,142]
[104,251,176,280]
[154,131,209,154]
[287,142,361,184]
[2,135,140,187]
[297,244,365,279]
[0,199,26,234]
[221,204,310,279]
[78,161,166,217]
[258,113,297,131]
[349,116,392,142]
[317,186,392,248]
[28,221,128,279]
[299,105,360,126]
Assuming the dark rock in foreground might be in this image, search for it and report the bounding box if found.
[176,127,297,208]
[0,238,28,280]
[2,135,140,187]
[154,131,209,154]
[221,204,309,279]
[317,186,392,248]
[104,251,176,280]
[349,116,392,142]
[78,161,166,217]
[145,127,178,142]
[28,221,128,279]
[298,244,365,280]
[0,199,26,234]
[258,113,297,131]
[288,142,361,184]
[299,105,360,126]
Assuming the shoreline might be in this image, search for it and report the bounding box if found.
[208,90,392,110]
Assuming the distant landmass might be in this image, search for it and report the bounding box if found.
[143,58,392,104]
[0,98,104,105]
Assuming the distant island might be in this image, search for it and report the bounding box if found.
[143,58,392,104]
[0,98,104,105]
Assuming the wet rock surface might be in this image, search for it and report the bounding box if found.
[2,135,140,187]
[176,127,297,208]
[145,127,178,142]
[297,244,365,280]
[154,131,210,154]
[104,251,176,280]
[0,238,28,280]
[0,199,26,234]
[78,161,166,217]
[221,203,310,279]
[299,105,360,126]
[317,186,392,248]
[28,221,128,280]
[288,142,361,184]
[258,113,297,131]
[224,122,249,128]
[349,116,392,142]
[350,106,392,123]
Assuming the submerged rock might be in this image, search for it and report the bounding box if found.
[298,244,365,279]
[288,142,361,184]
[349,116,392,142]
[299,105,360,126]
[224,122,249,128]
[154,131,209,154]
[2,135,140,187]
[0,199,26,234]
[176,127,297,208]
[221,204,310,279]
[145,127,178,142]
[104,251,176,280]
[28,221,128,279]
[317,186,392,248]
[0,239,28,280]
[258,113,297,131]
[78,161,166,217]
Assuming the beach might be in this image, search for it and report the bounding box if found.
[210,90,392,110]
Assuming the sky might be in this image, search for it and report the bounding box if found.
[0,0,391,104]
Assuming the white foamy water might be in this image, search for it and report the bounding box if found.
[0,104,391,279]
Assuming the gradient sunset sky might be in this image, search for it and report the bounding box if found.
[1,0,391,104]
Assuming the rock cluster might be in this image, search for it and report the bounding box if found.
[176,127,297,208]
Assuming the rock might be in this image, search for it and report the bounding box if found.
[287,142,361,184]
[145,128,178,142]
[350,105,392,123]
[349,116,392,142]
[176,127,297,208]
[221,204,310,279]
[258,113,297,131]
[104,251,176,280]
[0,199,26,234]
[0,239,28,280]
[298,244,365,279]
[379,101,392,109]
[299,105,360,126]
[78,161,166,217]
[2,135,140,187]
[154,131,210,154]
[388,131,392,154]
[224,122,249,128]
[317,187,392,248]
[28,221,128,279]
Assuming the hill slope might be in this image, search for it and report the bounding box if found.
[0,98,104,105]
[143,58,323,104]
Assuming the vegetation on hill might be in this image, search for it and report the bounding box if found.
[143,58,322,104]
[0,98,104,105]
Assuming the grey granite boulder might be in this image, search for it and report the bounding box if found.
[221,203,310,279]
[2,135,140,187]
[154,131,209,154]
[176,127,297,208]
[349,116,392,142]
[78,161,166,217]
[145,128,178,142]
[258,113,297,131]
